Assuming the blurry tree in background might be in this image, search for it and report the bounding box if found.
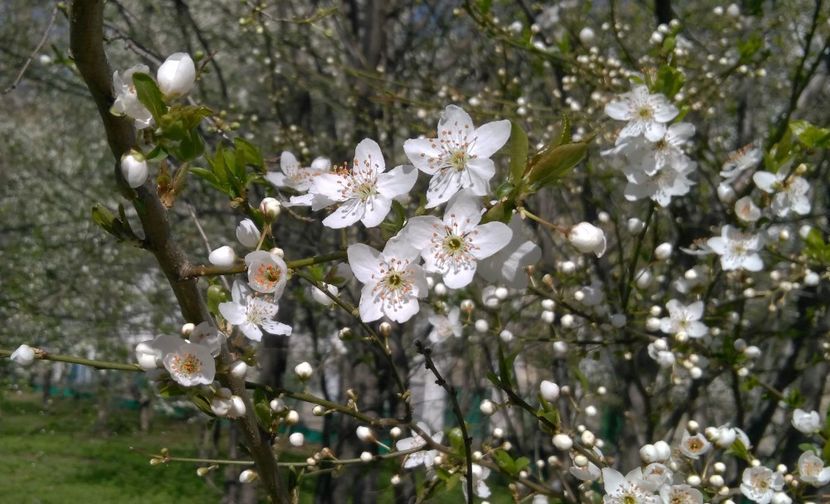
[1,0,829,503]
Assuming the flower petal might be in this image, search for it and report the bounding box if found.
[377,165,418,199]
[348,243,382,283]
[360,196,392,228]
[323,199,364,229]
[470,119,511,158]
[404,138,443,175]
[469,221,513,259]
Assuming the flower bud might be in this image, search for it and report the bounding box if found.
[229,360,248,379]
[180,323,195,336]
[285,410,300,424]
[294,361,313,381]
[10,344,35,366]
[360,451,373,463]
[475,319,489,333]
[157,52,196,98]
[289,432,305,447]
[238,469,258,483]
[640,444,658,463]
[579,27,596,45]
[228,395,246,418]
[260,197,281,220]
[552,434,573,450]
[208,245,237,267]
[654,242,673,260]
[480,399,495,416]
[390,427,402,438]
[499,329,513,343]
[356,426,376,443]
[269,398,286,413]
[540,380,560,402]
[568,222,606,257]
[653,440,671,461]
[310,283,339,306]
[236,219,260,249]
[120,150,148,188]
[134,342,159,370]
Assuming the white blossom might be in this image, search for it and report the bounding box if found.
[753,171,811,217]
[110,64,153,129]
[310,139,417,228]
[678,431,711,459]
[427,307,462,344]
[156,52,196,98]
[404,105,510,207]
[347,238,428,323]
[707,225,764,271]
[660,300,708,338]
[601,467,659,504]
[740,466,784,504]
[797,451,830,486]
[569,222,607,257]
[792,408,822,434]
[478,214,542,289]
[720,144,762,183]
[395,423,444,469]
[403,190,512,288]
[219,280,292,342]
[659,484,703,504]
[163,341,215,387]
[245,250,288,296]
[265,151,329,192]
[120,150,148,188]
[10,344,35,366]
[605,85,679,142]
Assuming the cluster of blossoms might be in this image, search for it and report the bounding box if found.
[602,85,696,207]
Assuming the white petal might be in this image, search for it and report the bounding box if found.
[404,138,443,174]
[386,296,420,323]
[426,170,463,208]
[262,319,292,336]
[742,254,764,272]
[376,165,418,198]
[265,172,288,187]
[219,302,247,325]
[311,173,349,201]
[469,221,513,259]
[652,100,679,122]
[360,196,392,228]
[348,243,382,283]
[602,468,626,494]
[470,119,511,158]
[240,322,263,342]
[403,216,442,250]
[443,266,476,289]
[644,121,668,142]
[354,138,385,176]
[465,157,495,196]
[383,236,421,262]
[323,199,364,229]
[444,189,483,231]
[359,284,384,322]
[752,171,778,193]
[687,301,704,320]
[604,99,632,120]
[438,105,475,146]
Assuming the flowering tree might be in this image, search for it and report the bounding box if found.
[3,0,830,503]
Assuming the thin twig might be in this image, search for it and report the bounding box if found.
[3,4,60,94]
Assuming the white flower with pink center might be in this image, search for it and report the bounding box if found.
[347,238,428,323]
[404,191,511,288]
[404,105,510,208]
[245,250,288,296]
[309,139,417,229]
[163,342,215,387]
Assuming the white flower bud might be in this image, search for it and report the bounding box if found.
[269,398,285,412]
[312,405,324,416]
[640,444,658,463]
[610,314,627,328]
[134,342,159,370]
[541,299,555,310]
[285,410,300,425]
[238,469,258,483]
[653,440,671,461]
[568,222,607,257]
[480,399,495,416]
[540,380,560,402]
[560,261,576,274]
[495,286,509,300]
[259,197,281,220]
[580,430,595,446]
[229,360,248,379]
[654,243,673,260]
[180,323,195,336]
[541,310,555,323]
[360,451,373,463]
[390,474,401,485]
[229,395,246,418]
[687,475,701,486]
[460,299,475,313]
[552,434,573,450]
[552,340,568,356]
[157,52,196,98]
[356,426,375,443]
[573,454,588,467]
[289,432,305,447]
[646,317,661,332]
[390,427,402,438]
[709,474,724,487]
[717,183,736,203]
[474,319,489,333]
[499,330,513,343]
[579,27,596,45]
[236,219,260,249]
[208,245,236,267]
[434,282,447,296]
[120,150,148,188]
[310,283,339,306]
[294,361,313,380]
[10,344,35,366]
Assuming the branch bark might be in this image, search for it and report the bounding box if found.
[68,1,287,501]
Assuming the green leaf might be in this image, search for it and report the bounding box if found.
[738,33,763,62]
[492,449,517,475]
[790,120,830,149]
[525,142,588,189]
[91,204,116,235]
[653,65,685,97]
[234,138,265,171]
[508,121,529,182]
[132,73,168,123]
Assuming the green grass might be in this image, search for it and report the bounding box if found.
[0,390,220,504]
[0,389,514,503]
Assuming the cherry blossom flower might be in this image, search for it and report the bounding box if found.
[601,467,659,504]
[639,463,673,491]
[797,451,830,486]
[395,423,444,469]
[461,463,491,500]
[347,238,428,323]
[404,105,510,208]
[403,190,512,288]
[162,341,215,387]
[605,85,679,142]
[660,300,708,338]
[427,307,462,344]
[606,122,695,175]
[735,196,762,222]
[10,344,35,366]
[753,171,811,217]
[720,144,761,183]
[792,408,821,434]
[135,335,182,370]
[678,431,711,459]
[187,321,224,356]
[110,64,153,129]
[219,280,292,342]
[659,484,703,504]
[478,214,542,289]
[569,222,607,257]
[156,52,196,98]
[265,151,329,192]
[310,139,417,228]
[707,225,764,271]
[622,159,696,207]
[245,250,288,296]
[236,219,261,249]
[740,466,783,504]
